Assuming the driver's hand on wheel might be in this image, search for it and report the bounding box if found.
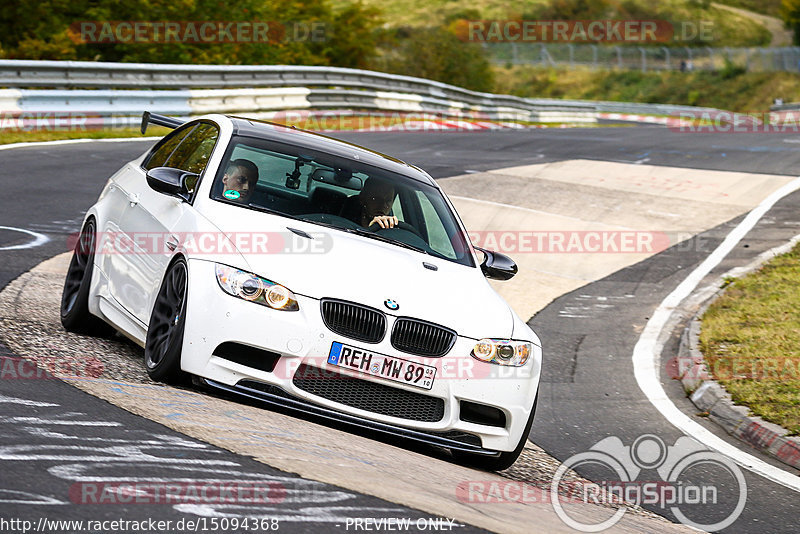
[369,215,399,229]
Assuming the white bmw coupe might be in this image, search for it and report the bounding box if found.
[61,112,542,470]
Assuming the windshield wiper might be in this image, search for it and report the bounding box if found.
[344,227,429,255]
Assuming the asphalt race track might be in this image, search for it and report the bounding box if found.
[1,126,800,533]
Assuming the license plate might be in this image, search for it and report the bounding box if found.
[327,342,436,390]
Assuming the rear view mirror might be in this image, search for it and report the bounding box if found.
[475,246,518,280]
[310,168,363,191]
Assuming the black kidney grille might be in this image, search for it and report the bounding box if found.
[320,299,386,343]
[391,318,456,357]
[292,364,444,422]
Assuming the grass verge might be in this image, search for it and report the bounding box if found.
[494,65,800,112]
[699,242,800,435]
[0,117,621,145]
[0,126,172,146]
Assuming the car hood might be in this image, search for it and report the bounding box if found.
[206,208,514,339]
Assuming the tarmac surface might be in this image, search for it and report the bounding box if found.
[1,126,799,532]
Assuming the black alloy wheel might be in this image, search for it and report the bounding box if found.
[144,258,189,383]
[60,219,111,335]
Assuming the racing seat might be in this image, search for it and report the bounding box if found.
[308,186,347,215]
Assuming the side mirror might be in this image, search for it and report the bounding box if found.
[146,167,197,201]
[475,246,518,280]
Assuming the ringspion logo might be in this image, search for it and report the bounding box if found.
[550,434,746,531]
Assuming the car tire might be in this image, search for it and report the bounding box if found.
[60,219,112,336]
[452,393,538,471]
[144,257,189,384]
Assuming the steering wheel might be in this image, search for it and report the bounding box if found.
[368,220,423,238]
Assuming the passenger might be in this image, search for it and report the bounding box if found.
[221,159,259,203]
[340,177,398,228]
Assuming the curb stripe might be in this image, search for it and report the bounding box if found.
[633,176,800,492]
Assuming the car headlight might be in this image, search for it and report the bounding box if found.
[215,264,299,311]
[471,339,531,366]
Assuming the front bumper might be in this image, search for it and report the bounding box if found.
[200,378,496,455]
[181,259,541,452]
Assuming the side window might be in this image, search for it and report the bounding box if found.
[416,191,457,259]
[168,123,219,175]
[143,125,196,171]
[143,122,219,194]
[391,196,404,220]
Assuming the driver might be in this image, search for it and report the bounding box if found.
[221,159,259,203]
[341,177,398,229]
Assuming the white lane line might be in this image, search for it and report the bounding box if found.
[0,137,159,151]
[0,226,49,251]
[0,394,58,407]
[633,176,800,492]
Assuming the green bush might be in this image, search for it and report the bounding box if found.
[378,27,495,92]
[0,0,382,67]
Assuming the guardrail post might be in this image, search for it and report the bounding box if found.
[662,47,670,71]
[616,46,622,69]
[592,45,598,70]
[511,42,518,65]
[568,44,574,68]
[540,44,555,67]
[640,47,646,72]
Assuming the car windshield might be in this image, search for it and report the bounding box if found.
[210,135,474,266]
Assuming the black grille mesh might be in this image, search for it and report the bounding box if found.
[321,299,386,343]
[292,364,444,422]
[391,318,456,357]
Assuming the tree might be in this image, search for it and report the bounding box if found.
[314,2,383,69]
[384,27,495,92]
[781,0,800,45]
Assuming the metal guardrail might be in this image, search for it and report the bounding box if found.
[0,59,726,128]
[770,102,800,112]
[578,100,720,116]
[0,60,603,126]
[0,59,589,111]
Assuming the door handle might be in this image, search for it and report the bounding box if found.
[166,235,180,251]
[127,192,140,207]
